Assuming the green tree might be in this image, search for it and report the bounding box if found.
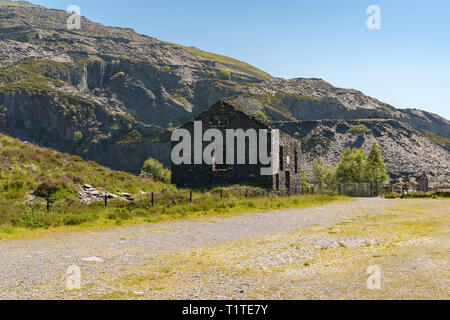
[365,142,389,186]
[336,147,367,184]
[323,165,337,187]
[142,157,171,184]
[299,166,311,192]
[312,157,326,188]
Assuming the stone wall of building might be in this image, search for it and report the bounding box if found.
[171,101,302,191]
[382,173,430,194]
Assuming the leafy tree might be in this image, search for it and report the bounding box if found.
[299,166,311,191]
[336,148,353,184]
[323,165,337,187]
[365,142,389,186]
[312,157,326,188]
[336,147,367,184]
[351,148,368,183]
[142,157,171,184]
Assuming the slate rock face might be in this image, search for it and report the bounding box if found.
[0,1,448,175]
[274,120,450,185]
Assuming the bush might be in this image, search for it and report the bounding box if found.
[384,192,398,199]
[253,111,269,122]
[107,208,132,221]
[350,125,370,136]
[73,131,83,145]
[18,212,52,229]
[142,157,171,184]
[63,212,98,226]
[34,181,60,197]
[219,68,231,79]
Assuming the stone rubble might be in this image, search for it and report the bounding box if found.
[78,184,133,204]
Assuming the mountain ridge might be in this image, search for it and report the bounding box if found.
[0,1,448,182]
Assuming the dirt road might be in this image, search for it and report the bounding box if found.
[0,198,448,299]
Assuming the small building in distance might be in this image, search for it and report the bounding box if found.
[171,100,302,192]
[417,173,429,192]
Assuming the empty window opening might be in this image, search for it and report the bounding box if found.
[279,146,284,171]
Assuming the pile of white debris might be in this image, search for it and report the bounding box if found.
[78,184,134,204]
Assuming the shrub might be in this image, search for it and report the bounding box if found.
[253,111,269,122]
[34,181,60,197]
[63,214,87,226]
[107,208,132,221]
[159,65,171,72]
[63,212,98,226]
[142,157,171,184]
[350,125,370,136]
[219,68,231,79]
[73,131,83,145]
[18,212,52,229]
[384,192,398,199]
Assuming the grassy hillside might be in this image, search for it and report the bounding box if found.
[172,43,271,80]
[0,134,344,235]
[0,133,161,201]
[421,130,450,149]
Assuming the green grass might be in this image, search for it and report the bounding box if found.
[169,43,271,80]
[0,134,345,236]
[384,191,449,199]
[0,59,72,95]
[421,130,450,147]
[0,133,161,198]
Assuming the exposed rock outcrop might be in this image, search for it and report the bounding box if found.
[0,1,448,177]
[78,184,133,204]
[274,120,450,184]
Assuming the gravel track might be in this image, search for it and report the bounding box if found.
[0,198,447,299]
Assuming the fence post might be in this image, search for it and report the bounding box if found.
[151,192,154,207]
[104,194,108,207]
[190,190,192,203]
[46,196,50,213]
[220,189,223,199]
[340,184,344,196]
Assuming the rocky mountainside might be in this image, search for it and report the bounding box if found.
[274,120,450,185]
[0,1,449,180]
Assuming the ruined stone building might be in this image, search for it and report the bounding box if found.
[171,101,302,191]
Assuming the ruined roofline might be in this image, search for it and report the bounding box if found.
[176,100,300,143]
[194,100,275,129]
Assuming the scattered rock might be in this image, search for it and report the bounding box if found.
[120,193,134,201]
[140,172,154,179]
[81,257,104,263]
[78,184,126,204]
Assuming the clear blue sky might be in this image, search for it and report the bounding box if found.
[30,0,450,119]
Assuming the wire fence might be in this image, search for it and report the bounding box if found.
[0,183,385,213]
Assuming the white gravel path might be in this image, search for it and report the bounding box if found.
[0,198,423,299]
